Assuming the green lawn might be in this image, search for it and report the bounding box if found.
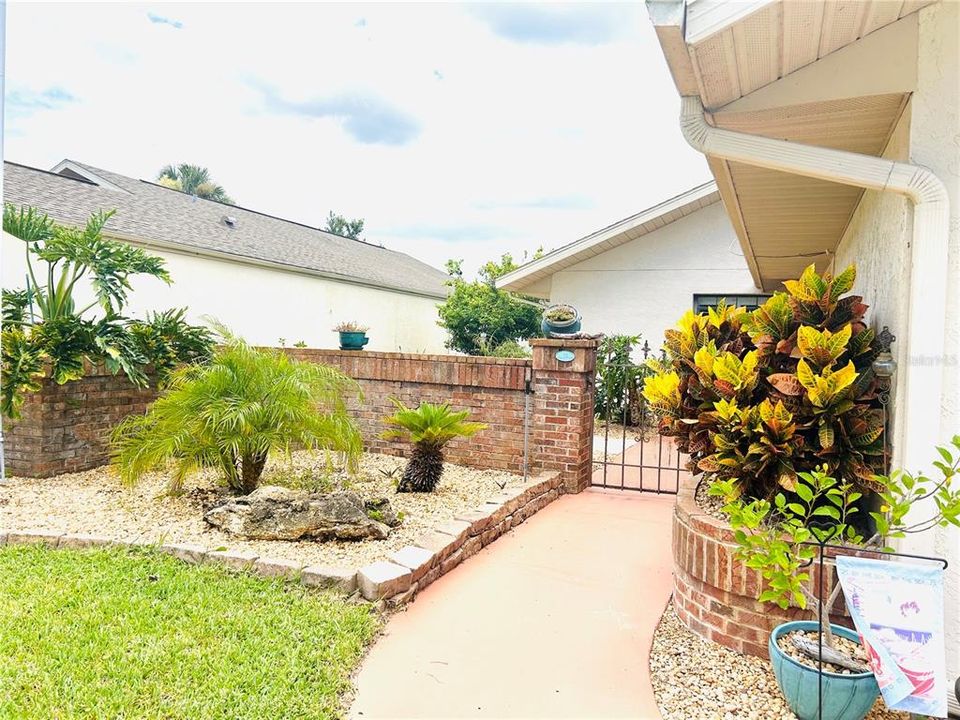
[0,545,379,719]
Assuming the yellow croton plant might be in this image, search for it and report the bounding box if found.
[643,264,886,501]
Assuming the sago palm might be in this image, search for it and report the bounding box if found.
[112,331,363,494]
[383,400,486,493]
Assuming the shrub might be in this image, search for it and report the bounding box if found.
[382,400,486,493]
[112,331,363,494]
[643,264,884,501]
[474,336,531,358]
[595,334,655,426]
[0,205,210,417]
[437,253,542,355]
[128,309,214,381]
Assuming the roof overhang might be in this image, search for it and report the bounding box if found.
[496,181,719,297]
[647,0,932,290]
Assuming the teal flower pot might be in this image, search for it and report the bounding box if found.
[338,331,369,351]
[769,621,879,720]
[541,305,581,336]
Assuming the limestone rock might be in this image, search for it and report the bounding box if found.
[364,497,402,527]
[204,486,391,541]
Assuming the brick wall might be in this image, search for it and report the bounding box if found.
[672,475,850,658]
[285,339,597,491]
[6,343,599,486]
[4,364,157,478]
[284,348,532,474]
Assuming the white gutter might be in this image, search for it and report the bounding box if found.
[679,94,949,478]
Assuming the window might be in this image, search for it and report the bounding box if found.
[693,293,771,314]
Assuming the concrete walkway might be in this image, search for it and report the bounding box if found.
[350,489,675,719]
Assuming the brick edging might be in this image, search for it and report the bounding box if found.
[0,471,563,609]
[672,478,846,658]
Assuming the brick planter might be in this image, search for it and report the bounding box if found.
[4,365,158,478]
[672,475,848,658]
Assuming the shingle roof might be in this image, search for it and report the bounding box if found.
[3,160,448,298]
[496,180,720,296]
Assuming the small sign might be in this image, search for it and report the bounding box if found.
[837,556,947,717]
[555,349,575,363]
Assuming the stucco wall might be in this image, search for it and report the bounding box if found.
[913,2,960,701]
[547,202,759,347]
[1,234,449,353]
[832,102,912,458]
[832,2,960,699]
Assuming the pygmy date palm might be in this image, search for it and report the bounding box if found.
[383,400,486,493]
[112,331,363,494]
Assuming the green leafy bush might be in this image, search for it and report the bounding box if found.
[643,265,884,501]
[595,334,655,426]
[474,337,531,358]
[383,400,486,493]
[128,309,215,381]
[1,205,212,417]
[718,437,960,651]
[112,331,363,494]
[437,253,542,355]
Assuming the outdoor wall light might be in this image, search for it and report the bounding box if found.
[871,326,897,379]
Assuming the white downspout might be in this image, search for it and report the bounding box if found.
[678,95,949,521]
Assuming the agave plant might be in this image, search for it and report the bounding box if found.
[112,332,363,494]
[643,264,885,501]
[383,400,486,493]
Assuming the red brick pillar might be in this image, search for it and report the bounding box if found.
[529,339,598,493]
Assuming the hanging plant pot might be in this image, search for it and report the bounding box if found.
[541,304,581,335]
[769,621,879,720]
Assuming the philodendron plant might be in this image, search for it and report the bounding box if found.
[715,435,960,662]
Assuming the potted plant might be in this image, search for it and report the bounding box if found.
[639,265,941,718]
[334,321,369,351]
[716,439,960,720]
[541,303,581,335]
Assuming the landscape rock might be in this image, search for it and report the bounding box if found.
[203,486,392,541]
[364,497,402,527]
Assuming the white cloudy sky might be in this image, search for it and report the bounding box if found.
[3,1,710,277]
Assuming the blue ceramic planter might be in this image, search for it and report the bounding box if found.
[769,621,879,720]
[541,305,581,336]
[338,331,369,350]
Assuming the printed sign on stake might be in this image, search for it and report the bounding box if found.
[836,555,947,717]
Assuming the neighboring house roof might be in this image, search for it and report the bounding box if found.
[496,181,720,295]
[3,160,449,299]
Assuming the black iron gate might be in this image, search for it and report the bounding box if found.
[592,339,684,493]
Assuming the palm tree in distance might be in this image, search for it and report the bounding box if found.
[157,163,234,204]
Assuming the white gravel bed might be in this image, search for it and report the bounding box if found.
[0,451,522,570]
[650,603,909,720]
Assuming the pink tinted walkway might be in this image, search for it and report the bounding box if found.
[349,489,675,719]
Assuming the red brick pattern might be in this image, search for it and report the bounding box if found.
[286,341,597,490]
[672,476,850,658]
[4,365,157,478]
[7,344,599,491]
